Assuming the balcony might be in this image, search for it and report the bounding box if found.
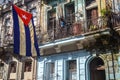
[44,15,120,43]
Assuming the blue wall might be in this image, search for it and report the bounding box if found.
[37,50,90,80]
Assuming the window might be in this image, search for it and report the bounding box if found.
[86,7,98,30]
[50,63,55,76]
[46,62,55,80]
[24,60,32,72]
[66,60,77,80]
[0,63,4,79]
[87,7,98,19]
[65,2,75,24]
[4,17,12,36]
[86,0,96,6]
[4,17,13,44]
[10,62,16,73]
[47,9,56,39]
[48,9,56,30]
[5,18,10,27]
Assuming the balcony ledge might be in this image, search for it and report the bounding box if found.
[40,28,111,56]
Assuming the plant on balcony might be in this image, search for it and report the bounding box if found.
[101,8,111,17]
[84,8,120,52]
[89,25,97,31]
[100,8,111,28]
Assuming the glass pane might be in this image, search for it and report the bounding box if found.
[46,62,55,80]
[24,61,32,72]
[10,62,16,73]
[5,18,10,27]
[67,60,77,80]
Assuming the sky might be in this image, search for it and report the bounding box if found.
[0,0,14,5]
[0,0,11,5]
[0,0,4,4]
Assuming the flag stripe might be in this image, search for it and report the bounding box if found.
[32,19,40,56]
[18,16,26,56]
[29,20,37,56]
[13,7,20,55]
[25,25,32,56]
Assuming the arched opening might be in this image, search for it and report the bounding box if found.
[89,57,106,80]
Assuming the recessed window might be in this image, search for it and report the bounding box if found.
[46,62,55,80]
[48,9,56,30]
[65,2,75,23]
[0,63,4,79]
[10,62,16,73]
[5,18,10,27]
[86,0,96,6]
[5,18,11,34]
[66,60,77,80]
[86,7,98,30]
[24,61,32,72]
[47,9,56,39]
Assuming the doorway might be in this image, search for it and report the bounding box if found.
[89,57,106,80]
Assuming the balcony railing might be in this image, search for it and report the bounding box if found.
[46,15,120,43]
[46,17,105,41]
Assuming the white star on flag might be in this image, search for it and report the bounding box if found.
[22,14,27,20]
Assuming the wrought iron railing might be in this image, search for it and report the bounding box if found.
[46,14,120,42]
[109,13,120,28]
[46,17,109,42]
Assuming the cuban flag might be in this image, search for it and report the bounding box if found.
[12,5,40,56]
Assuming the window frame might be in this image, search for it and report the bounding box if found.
[24,60,32,72]
[0,63,4,79]
[66,60,77,80]
[9,61,17,73]
[45,62,55,80]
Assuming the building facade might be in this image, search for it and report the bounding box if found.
[37,0,120,80]
[0,0,120,80]
[0,0,40,80]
